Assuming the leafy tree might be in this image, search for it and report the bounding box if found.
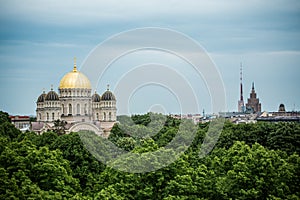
[267,122,300,155]
[30,116,37,122]
[216,121,300,155]
[0,121,21,141]
[131,113,151,126]
[109,124,130,144]
[95,185,125,200]
[50,132,105,192]
[53,119,67,135]
[0,111,10,124]
[213,141,299,199]
[116,137,136,151]
[19,131,58,148]
[0,110,299,199]
[117,115,134,125]
[0,138,80,199]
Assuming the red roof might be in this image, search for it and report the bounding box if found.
[9,115,30,119]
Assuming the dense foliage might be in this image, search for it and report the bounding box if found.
[0,111,299,199]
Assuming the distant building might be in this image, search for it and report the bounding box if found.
[218,111,257,124]
[257,104,300,122]
[9,115,30,131]
[246,82,261,113]
[221,65,263,123]
[278,104,286,112]
[169,114,204,124]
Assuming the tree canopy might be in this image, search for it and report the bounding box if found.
[0,111,299,199]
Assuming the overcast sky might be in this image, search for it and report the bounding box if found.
[0,0,299,115]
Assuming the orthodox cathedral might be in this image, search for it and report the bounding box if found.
[32,59,117,136]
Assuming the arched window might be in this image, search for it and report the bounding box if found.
[46,113,49,121]
[96,113,99,120]
[52,113,55,120]
[109,112,112,121]
[104,112,106,121]
[62,104,64,114]
[77,104,80,115]
[39,113,41,120]
[84,104,87,115]
[69,104,72,115]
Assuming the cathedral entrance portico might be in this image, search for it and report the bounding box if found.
[68,122,104,137]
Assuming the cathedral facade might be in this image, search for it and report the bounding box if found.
[34,60,117,134]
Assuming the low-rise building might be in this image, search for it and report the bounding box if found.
[9,115,31,131]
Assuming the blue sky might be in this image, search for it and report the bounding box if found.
[0,0,299,115]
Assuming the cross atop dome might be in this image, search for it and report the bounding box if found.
[73,57,77,72]
[59,59,91,89]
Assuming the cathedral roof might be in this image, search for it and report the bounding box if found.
[59,59,91,89]
[37,91,46,102]
[101,86,116,101]
[45,90,59,101]
[92,92,101,102]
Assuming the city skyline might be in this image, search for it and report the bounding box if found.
[0,0,299,115]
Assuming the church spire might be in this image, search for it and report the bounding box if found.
[73,57,77,72]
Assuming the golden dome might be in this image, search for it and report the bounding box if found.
[59,59,91,89]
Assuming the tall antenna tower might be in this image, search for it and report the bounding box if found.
[238,63,245,112]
